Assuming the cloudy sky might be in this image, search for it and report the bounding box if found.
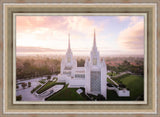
[16,15,144,56]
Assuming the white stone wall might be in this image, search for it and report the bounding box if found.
[68,78,85,88]
[101,60,107,99]
[116,89,130,97]
[107,87,116,90]
[60,59,65,74]
[84,59,91,94]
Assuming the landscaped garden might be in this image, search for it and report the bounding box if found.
[31,84,41,93]
[45,85,89,101]
[39,79,46,84]
[28,73,144,101]
[36,77,58,94]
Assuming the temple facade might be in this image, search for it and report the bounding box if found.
[58,30,107,99]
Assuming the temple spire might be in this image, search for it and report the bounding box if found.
[93,29,97,49]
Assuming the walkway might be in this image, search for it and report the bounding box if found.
[107,75,119,86]
[111,71,132,79]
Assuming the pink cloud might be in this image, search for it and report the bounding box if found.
[65,16,94,32]
[117,16,130,21]
[16,16,98,34]
[118,21,144,50]
[16,16,49,32]
[117,16,144,26]
[16,16,104,51]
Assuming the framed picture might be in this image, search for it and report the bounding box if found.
[1,1,159,116]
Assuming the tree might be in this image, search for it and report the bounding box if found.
[97,94,105,100]
[119,83,126,89]
[16,85,19,89]
[47,76,51,80]
[16,57,62,80]
[16,95,22,101]
[21,83,27,89]
[77,59,85,67]
[123,60,130,66]
[28,82,31,87]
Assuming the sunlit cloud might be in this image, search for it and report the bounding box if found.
[117,20,144,55]
[16,15,144,56]
[117,16,143,25]
[117,16,130,21]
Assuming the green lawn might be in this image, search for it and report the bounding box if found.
[107,72,116,76]
[117,75,144,100]
[31,84,41,94]
[108,75,144,100]
[45,84,88,101]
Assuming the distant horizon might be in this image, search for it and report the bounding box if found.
[16,52,144,58]
[16,46,144,57]
[16,15,144,56]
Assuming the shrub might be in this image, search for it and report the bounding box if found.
[37,81,55,94]
[16,95,22,101]
[47,76,51,80]
[31,85,41,93]
[97,94,105,100]
[39,79,46,84]
[28,82,31,87]
[119,83,126,88]
[52,77,58,81]
[16,85,19,89]
[21,83,27,89]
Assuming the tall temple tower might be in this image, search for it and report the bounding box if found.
[90,29,101,68]
[60,34,77,77]
[85,29,107,98]
[59,30,107,99]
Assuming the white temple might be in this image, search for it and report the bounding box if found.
[58,30,107,99]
